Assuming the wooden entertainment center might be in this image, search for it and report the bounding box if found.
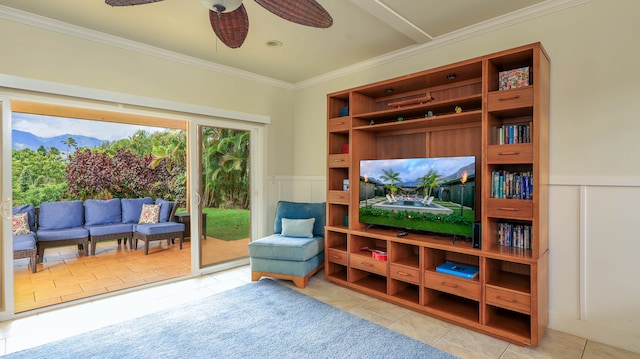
[324,43,549,346]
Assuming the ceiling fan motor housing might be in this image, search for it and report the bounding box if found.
[200,0,243,13]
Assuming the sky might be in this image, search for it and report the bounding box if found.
[12,113,165,141]
[360,156,475,184]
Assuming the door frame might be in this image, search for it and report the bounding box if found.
[0,76,268,320]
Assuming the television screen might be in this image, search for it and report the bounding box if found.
[359,156,476,238]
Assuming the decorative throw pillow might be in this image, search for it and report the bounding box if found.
[12,212,31,236]
[281,218,315,238]
[138,204,160,224]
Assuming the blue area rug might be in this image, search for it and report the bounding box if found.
[4,279,457,359]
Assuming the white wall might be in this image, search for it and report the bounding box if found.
[291,0,640,353]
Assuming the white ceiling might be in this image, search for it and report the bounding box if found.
[0,0,571,85]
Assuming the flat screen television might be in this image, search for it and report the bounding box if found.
[359,156,476,238]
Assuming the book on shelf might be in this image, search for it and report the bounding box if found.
[491,170,533,199]
[497,222,532,249]
[495,124,530,145]
[436,261,479,279]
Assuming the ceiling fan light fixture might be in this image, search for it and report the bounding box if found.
[266,40,283,48]
[200,0,243,13]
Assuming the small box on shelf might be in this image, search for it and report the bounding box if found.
[343,179,349,191]
[499,67,529,90]
[339,106,349,117]
[436,261,479,279]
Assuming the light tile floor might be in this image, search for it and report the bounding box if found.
[2,265,639,358]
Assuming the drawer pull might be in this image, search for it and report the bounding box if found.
[362,262,373,267]
[498,95,520,101]
[441,281,458,289]
[497,151,520,156]
[332,159,345,163]
[330,255,341,260]
[496,295,518,304]
[497,207,519,211]
[397,271,411,277]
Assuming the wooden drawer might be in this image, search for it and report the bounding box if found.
[487,144,533,164]
[328,154,350,168]
[486,198,533,220]
[390,264,420,285]
[326,248,348,266]
[488,87,533,112]
[424,271,480,301]
[351,255,387,276]
[485,286,531,314]
[327,190,349,205]
[328,117,350,132]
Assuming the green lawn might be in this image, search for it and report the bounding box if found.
[203,208,250,241]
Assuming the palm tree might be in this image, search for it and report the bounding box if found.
[61,137,77,155]
[380,168,401,196]
[417,169,441,198]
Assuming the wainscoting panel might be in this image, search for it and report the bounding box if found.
[548,180,640,354]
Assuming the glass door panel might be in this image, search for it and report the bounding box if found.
[198,126,250,267]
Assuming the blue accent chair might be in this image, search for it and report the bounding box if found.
[248,201,325,288]
[36,200,89,263]
[12,204,38,273]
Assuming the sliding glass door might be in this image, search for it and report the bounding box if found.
[198,125,251,267]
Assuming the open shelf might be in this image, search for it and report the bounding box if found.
[424,289,480,324]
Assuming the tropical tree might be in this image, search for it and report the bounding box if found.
[201,128,250,209]
[380,168,402,196]
[417,169,441,198]
[61,136,77,156]
[11,148,68,205]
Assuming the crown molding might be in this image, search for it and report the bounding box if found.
[294,0,591,89]
[0,5,295,91]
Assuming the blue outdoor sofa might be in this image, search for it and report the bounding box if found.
[31,198,184,264]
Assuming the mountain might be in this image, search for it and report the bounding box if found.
[12,130,104,152]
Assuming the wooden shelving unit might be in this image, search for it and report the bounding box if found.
[324,43,550,346]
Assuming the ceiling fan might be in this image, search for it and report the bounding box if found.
[105,0,333,49]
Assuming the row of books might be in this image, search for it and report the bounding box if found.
[495,124,530,145]
[497,222,532,249]
[491,170,533,199]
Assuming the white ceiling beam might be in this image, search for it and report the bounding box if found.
[350,0,433,43]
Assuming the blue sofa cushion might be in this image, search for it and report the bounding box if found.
[12,204,36,230]
[85,198,122,226]
[248,234,324,261]
[273,201,326,237]
[85,223,133,237]
[134,222,184,235]
[121,197,153,223]
[37,227,89,242]
[13,233,36,251]
[155,199,175,223]
[38,200,85,230]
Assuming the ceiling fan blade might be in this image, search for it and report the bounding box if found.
[105,0,163,6]
[255,0,333,28]
[209,4,249,49]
